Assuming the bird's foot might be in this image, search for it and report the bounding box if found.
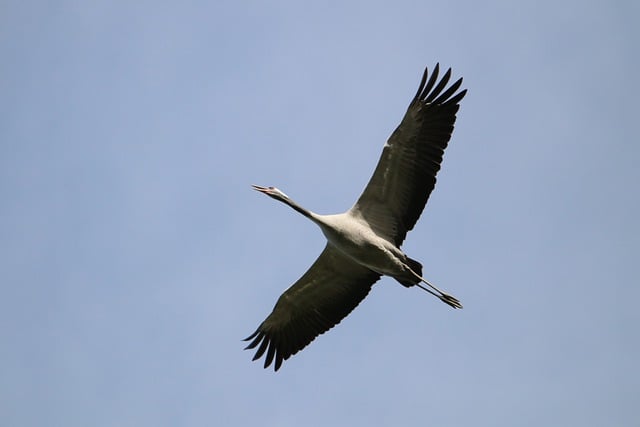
[439,293,463,309]
[415,283,463,308]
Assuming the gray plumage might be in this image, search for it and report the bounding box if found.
[245,64,467,371]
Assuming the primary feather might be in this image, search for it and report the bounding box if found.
[246,65,467,371]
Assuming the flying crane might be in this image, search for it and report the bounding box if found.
[245,64,467,371]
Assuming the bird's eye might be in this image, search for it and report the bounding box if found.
[269,186,275,190]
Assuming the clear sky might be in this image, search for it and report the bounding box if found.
[2,1,639,426]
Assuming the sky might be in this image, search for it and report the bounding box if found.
[1,1,639,426]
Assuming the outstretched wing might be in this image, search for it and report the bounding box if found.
[350,64,467,246]
[244,244,381,371]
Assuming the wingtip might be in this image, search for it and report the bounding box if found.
[274,354,283,371]
[243,328,260,342]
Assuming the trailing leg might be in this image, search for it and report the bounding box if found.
[405,257,462,309]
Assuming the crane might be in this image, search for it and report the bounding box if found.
[245,64,467,371]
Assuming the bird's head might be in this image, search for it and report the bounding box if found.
[252,185,290,202]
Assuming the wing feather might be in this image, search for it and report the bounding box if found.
[350,64,467,245]
[244,244,381,371]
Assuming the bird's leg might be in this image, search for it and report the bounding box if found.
[414,283,442,298]
[415,278,463,309]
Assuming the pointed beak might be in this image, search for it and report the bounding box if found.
[251,184,269,194]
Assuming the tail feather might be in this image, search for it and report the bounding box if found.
[395,257,423,287]
[405,257,423,277]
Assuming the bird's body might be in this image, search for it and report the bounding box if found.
[246,64,467,371]
[313,213,412,281]
[318,212,427,286]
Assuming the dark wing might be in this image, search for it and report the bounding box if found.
[349,64,467,246]
[244,244,381,371]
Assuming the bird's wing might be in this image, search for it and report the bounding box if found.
[244,244,381,371]
[349,64,467,246]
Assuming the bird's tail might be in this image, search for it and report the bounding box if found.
[395,257,423,287]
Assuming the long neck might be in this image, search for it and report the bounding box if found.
[279,196,315,220]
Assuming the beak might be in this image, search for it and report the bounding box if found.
[251,184,269,194]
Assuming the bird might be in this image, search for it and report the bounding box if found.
[245,64,467,371]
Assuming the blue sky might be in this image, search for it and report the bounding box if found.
[2,1,639,426]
